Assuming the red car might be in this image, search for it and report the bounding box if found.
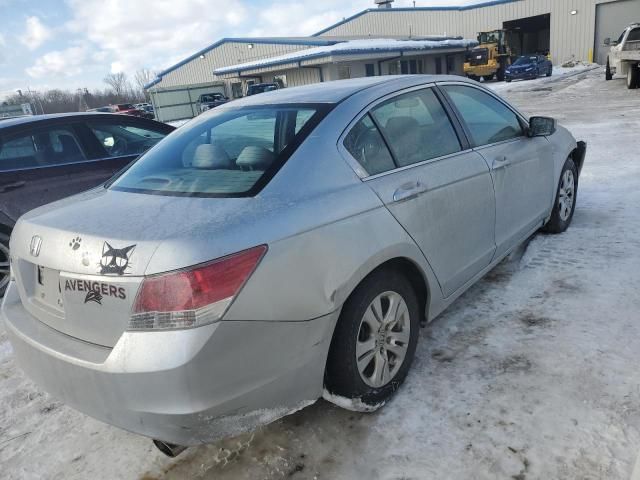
[111,103,144,117]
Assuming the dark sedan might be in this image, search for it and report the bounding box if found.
[0,113,174,293]
[505,55,553,82]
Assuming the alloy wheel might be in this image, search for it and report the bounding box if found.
[356,291,411,388]
[558,169,575,221]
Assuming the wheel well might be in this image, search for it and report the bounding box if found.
[0,223,12,239]
[569,144,585,176]
[360,257,430,326]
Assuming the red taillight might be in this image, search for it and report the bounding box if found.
[129,245,267,330]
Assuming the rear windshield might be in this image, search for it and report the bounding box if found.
[109,104,328,197]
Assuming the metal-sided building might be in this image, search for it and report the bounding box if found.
[146,0,640,122]
[315,0,640,65]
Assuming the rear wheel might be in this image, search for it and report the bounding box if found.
[0,232,10,296]
[627,65,638,89]
[542,158,578,234]
[325,268,420,409]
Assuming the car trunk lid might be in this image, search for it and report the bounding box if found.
[10,187,254,347]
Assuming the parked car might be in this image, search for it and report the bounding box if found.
[246,82,279,96]
[0,113,175,294]
[111,103,144,117]
[87,106,115,113]
[605,23,640,89]
[504,55,553,82]
[3,76,586,456]
[196,93,228,113]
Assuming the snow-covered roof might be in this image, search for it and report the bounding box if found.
[214,37,478,76]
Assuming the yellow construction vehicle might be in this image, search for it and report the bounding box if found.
[464,30,512,82]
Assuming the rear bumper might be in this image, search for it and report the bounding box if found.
[2,281,336,445]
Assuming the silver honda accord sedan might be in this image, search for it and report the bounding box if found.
[3,75,585,454]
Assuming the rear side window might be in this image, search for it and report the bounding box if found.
[371,88,461,167]
[442,85,523,146]
[343,114,395,176]
[0,126,86,171]
[110,104,325,197]
[87,121,167,158]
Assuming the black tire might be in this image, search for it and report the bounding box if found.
[0,231,10,297]
[505,78,512,83]
[606,58,613,81]
[483,73,495,82]
[627,65,638,89]
[324,268,420,408]
[546,67,552,77]
[542,158,578,234]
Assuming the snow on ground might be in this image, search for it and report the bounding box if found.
[487,63,600,93]
[2,69,640,479]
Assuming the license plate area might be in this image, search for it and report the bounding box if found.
[32,265,64,313]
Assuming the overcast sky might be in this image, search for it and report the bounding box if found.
[0,0,480,99]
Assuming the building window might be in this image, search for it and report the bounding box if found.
[365,64,375,77]
[446,55,456,74]
[400,59,423,75]
[231,82,243,98]
[338,66,351,80]
[435,57,443,75]
[388,62,398,75]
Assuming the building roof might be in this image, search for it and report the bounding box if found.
[144,37,342,89]
[312,0,523,36]
[219,75,474,106]
[214,37,478,76]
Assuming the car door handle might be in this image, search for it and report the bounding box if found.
[0,181,25,193]
[393,181,427,202]
[492,156,510,170]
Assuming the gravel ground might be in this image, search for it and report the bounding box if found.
[2,68,640,480]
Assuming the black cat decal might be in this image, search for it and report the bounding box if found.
[99,242,136,275]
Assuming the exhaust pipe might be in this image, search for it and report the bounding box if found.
[153,439,188,458]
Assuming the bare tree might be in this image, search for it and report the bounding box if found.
[103,72,130,99]
[134,69,156,90]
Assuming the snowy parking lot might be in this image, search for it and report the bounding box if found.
[2,68,640,479]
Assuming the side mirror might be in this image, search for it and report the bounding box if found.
[528,116,556,137]
[603,37,611,46]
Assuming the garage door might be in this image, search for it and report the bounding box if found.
[595,0,640,65]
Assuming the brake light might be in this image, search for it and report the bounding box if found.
[129,245,267,330]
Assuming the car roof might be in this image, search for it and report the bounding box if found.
[227,75,475,107]
[0,112,167,129]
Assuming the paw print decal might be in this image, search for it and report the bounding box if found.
[69,237,82,251]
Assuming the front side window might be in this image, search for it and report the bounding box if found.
[110,104,325,197]
[0,126,86,171]
[87,121,167,158]
[371,88,461,167]
[442,85,523,146]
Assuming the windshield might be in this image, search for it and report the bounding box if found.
[201,94,224,102]
[110,104,328,197]
[248,84,276,95]
[513,56,537,66]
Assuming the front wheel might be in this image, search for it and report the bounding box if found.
[546,67,552,77]
[627,65,638,89]
[0,232,10,297]
[606,58,613,81]
[542,158,578,234]
[324,268,420,409]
